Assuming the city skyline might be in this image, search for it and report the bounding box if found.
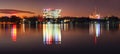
[0,0,120,17]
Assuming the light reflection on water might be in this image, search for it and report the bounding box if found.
[43,24,61,45]
[0,23,120,53]
[89,23,101,37]
[89,23,102,45]
[11,24,17,42]
[0,23,119,44]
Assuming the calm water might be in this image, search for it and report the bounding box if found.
[0,23,120,54]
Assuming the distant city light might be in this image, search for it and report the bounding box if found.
[43,8,61,18]
[89,8,101,19]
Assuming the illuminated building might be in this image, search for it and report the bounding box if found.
[89,8,101,19]
[43,8,61,18]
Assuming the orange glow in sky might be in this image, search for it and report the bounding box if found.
[0,0,120,17]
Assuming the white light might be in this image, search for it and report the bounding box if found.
[43,9,61,18]
[95,24,100,37]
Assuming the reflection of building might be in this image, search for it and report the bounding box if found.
[89,23,101,37]
[21,24,25,32]
[89,8,100,19]
[89,23,102,44]
[60,24,69,31]
[43,8,61,18]
[95,24,101,37]
[11,24,17,42]
[43,24,61,45]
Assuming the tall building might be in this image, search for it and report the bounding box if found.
[89,8,101,19]
[43,8,61,18]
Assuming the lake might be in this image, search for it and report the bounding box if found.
[0,23,120,54]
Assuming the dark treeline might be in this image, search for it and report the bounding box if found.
[0,15,120,24]
[0,15,21,24]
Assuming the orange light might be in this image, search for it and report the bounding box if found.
[11,25,17,42]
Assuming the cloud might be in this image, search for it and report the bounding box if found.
[0,9,35,14]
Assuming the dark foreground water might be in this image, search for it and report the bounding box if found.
[0,23,120,54]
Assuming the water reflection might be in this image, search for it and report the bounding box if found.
[89,23,102,44]
[89,23,101,37]
[11,24,17,42]
[43,24,61,45]
[0,23,120,53]
[60,23,69,31]
[95,24,101,37]
[21,24,25,32]
[103,23,119,31]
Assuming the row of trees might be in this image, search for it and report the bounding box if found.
[0,15,42,24]
[0,15,119,24]
[0,16,21,24]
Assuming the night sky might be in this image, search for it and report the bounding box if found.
[0,0,120,17]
